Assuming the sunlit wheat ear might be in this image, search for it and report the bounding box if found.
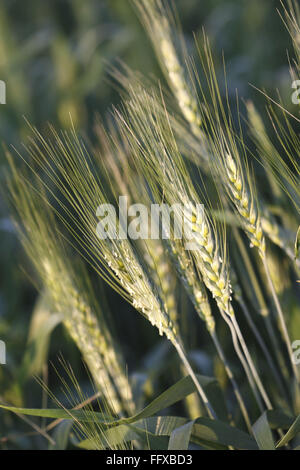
[101,237,177,342]
[96,203,217,418]
[109,66,211,170]
[97,240,217,419]
[168,239,215,333]
[211,98,300,384]
[95,116,214,333]
[200,105,294,396]
[93,125,180,331]
[117,91,232,317]
[223,146,299,383]
[159,234,253,430]
[183,33,299,385]
[188,40,264,258]
[117,90,265,410]
[223,152,265,257]
[171,237,258,427]
[134,0,202,135]
[93,126,220,419]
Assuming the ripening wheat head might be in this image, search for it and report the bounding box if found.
[186,38,266,258]
[7,157,135,415]
[115,87,232,316]
[134,0,202,134]
[96,122,213,333]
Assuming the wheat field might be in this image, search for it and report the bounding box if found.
[0,0,299,451]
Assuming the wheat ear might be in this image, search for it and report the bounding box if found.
[134,0,202,136]
[7,164,135,416]
[223,151,299,384]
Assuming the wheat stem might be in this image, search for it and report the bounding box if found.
[167,240,251,426]
[233,228,289,377]
[210,330,252,433]
[173,340,217,419]
[262,255,300,385]
[238,298,290,406]
[219,309,264,412]
[230,315,273,410]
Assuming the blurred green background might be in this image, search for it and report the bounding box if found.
[0,0,296,449]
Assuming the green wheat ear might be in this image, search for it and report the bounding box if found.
[116,87,232,316]
[134,0,202,135]
[6,159,135,416]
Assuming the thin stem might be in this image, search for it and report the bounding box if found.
[231,316,273,410]
[233,228,268,316]
[210,329,252,433]
[233,229,289,380]
[174,340,217,419]
[238,297,290,406]
[219,309,264,413]
[262,255,300,384]
[264,312,289,377]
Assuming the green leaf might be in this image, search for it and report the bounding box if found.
[168,420,195,450]
[204,379,229,422]
[77,415,257,450]
[0,405,101,422]
[78,422,169,450]
[18,291,63,383]
[0,374,215,426]
[276,415,300,448]
[0,374,256,450]
[266,410,294,429]
[192,417,257,450]
[252,412,275,450]
[124,374,216,425]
